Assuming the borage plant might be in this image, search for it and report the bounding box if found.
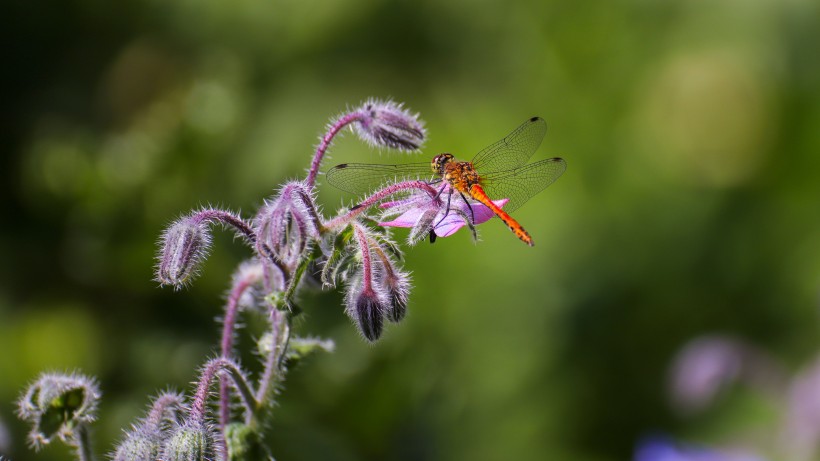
[16,99,565,460]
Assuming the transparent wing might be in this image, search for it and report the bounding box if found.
[479,157,566,212]
[325,162,435,196]
[471,117,547,173]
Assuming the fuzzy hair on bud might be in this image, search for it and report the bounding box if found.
[16,372,101,449]
[352,98,426,151]
[112,428,163,461]
[383,267,411,323]
[156,214,212,289]
[345,277,387,342]
[112,390,186,461]
[255,182,320,270]
[161,420,221,461]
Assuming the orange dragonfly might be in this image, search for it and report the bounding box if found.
[326,117,566,246]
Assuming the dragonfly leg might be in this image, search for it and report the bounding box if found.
[434,188,454,227]
[433,183,447,200]
[458,191,476,223]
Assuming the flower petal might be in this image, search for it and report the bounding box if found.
[433,198,507,237]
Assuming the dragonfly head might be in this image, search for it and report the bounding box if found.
[431,153,454,174]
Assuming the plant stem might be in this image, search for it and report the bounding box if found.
[306,111,364,189]
[73,425,94,461]
[323,180,440,231]
[254,309,288,416]
[191,209,257,245]
[219,275,256,450]
[190,358,256,425]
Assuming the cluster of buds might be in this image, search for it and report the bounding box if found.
[18,98,499,460]
[342,223,412,341]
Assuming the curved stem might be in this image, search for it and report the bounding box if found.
[145,392,185,431]
[190,209,257,245]
[219,275,257,447]
[306,112,364,189]
[190,358,256,425]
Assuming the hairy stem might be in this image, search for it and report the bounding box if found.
[191,209,257,245]
[254,309,288,417]
[190,358,256,424]
[73,425,94,461]
[306,111,365,189]
[323,180,440,231]
[353,224,375,292]
[219,276,256,448]
[145,392,185,431]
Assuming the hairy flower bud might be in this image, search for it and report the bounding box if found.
[112,428,162,461]
[156,215,212,289]
[255,182,320,270]
[161,420,220,461]
[382,268,411,323]
[17,372,100,448]
[346,279,387,342]
[113,391,184,461]
[353,99,426,151]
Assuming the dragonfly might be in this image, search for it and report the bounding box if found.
[326,117,567,246]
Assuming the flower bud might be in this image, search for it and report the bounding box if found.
[224,422,271,461]
[156,215,212,289]
[112,427,162,461]
[353,99,425,151]
[382,268,411,323]
[112,390,184,461]
[346,279,386,342]
[255,182,320,270]
[17,372,100,448]
[161,420,220,461]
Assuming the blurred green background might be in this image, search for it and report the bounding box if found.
[1,0,819,460]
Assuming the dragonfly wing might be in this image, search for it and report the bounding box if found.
[325,162,436,197]
[479,157,566,212]
[471,117,547,173]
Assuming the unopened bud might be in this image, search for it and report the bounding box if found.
[255,182,319,269]
[17,372,100,448]
[112,428,162,461]
[161,420,220,461]
[383,268,411,323]
[113,390,184,461]
[156,215,211,289]
[346,281,386,342]
[353,99,425,151]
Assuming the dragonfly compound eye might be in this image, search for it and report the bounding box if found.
[431,153,454,173]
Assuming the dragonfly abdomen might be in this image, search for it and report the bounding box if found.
[468,184,534,246]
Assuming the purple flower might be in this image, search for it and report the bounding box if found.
[635,437,766,461]
[781,357,820,460]
[668,335,783,416]
[379,192,508,243]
